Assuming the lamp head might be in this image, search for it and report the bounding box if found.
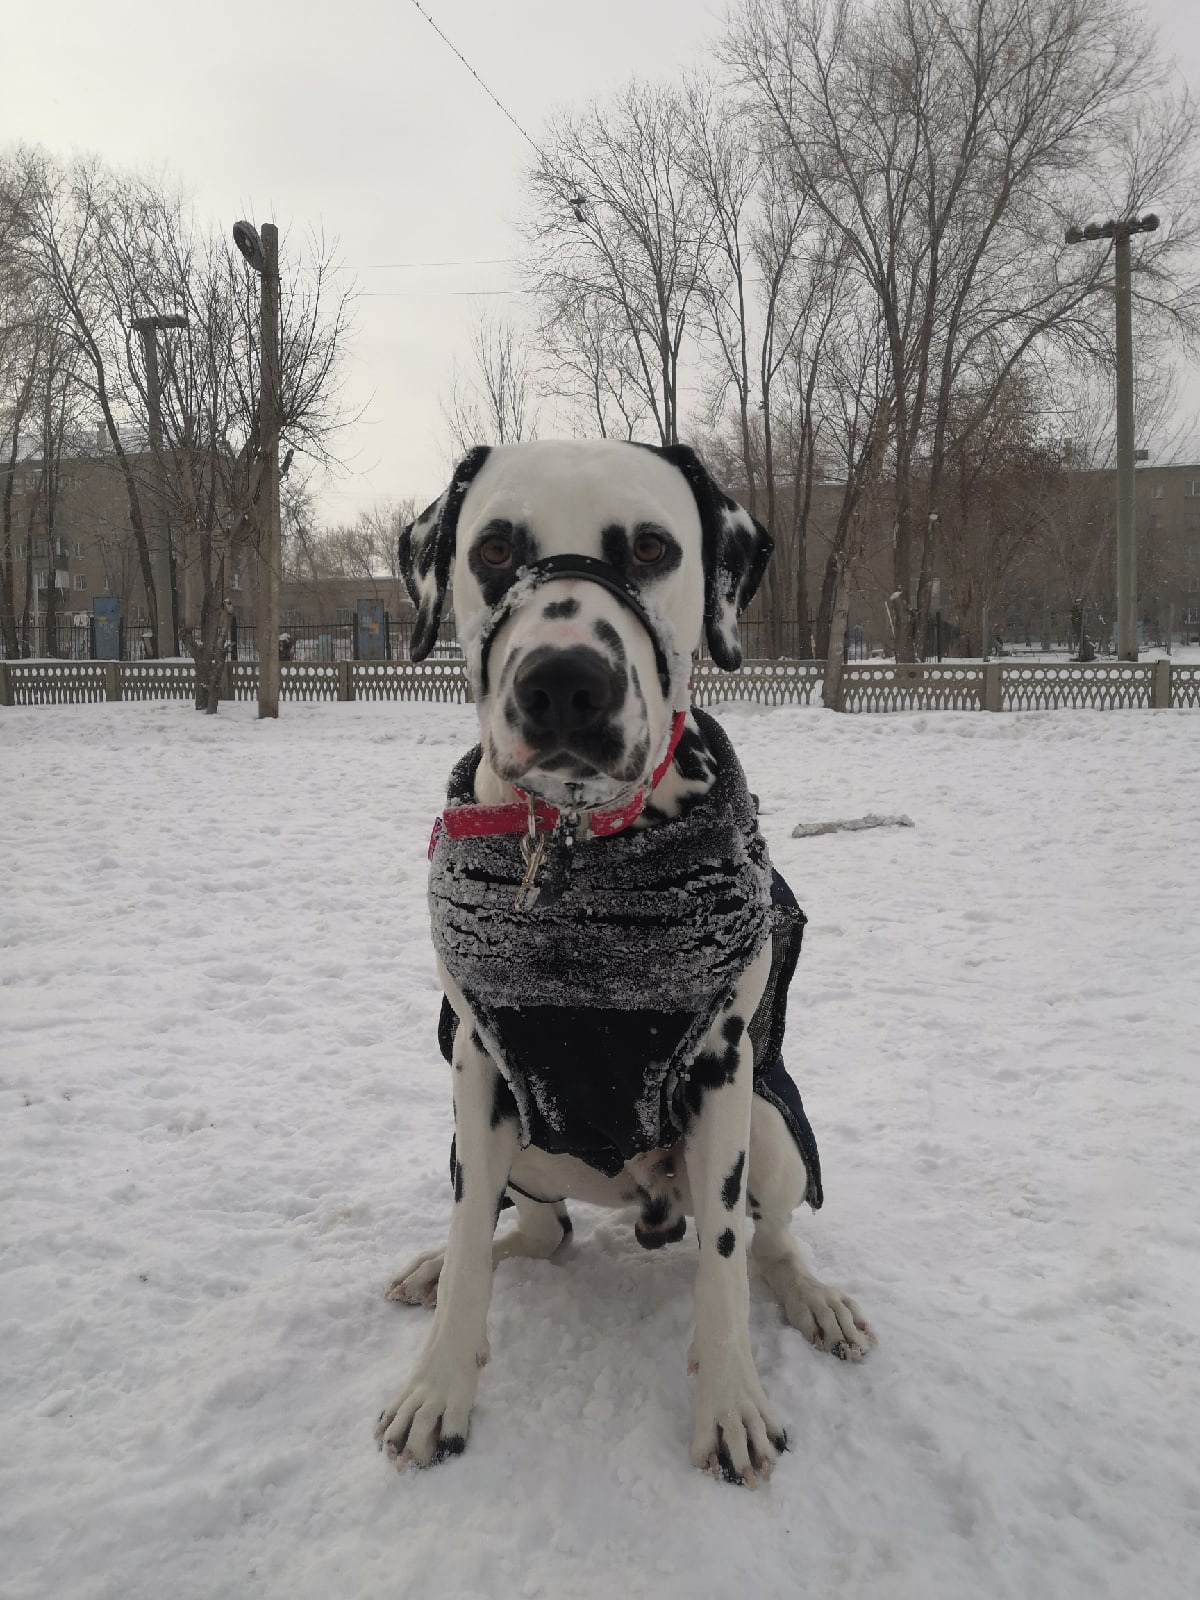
[233,220,266,274]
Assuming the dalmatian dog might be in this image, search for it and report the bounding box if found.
[378,439,872,1486]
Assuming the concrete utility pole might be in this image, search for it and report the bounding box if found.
[1064,213,1159,661]
[132,312,188,657]
[233,219,282,718]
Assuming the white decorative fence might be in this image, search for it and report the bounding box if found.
[1,657,1197,712]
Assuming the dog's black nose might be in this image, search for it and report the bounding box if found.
[513,647,620,738]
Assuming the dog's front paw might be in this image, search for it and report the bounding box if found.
[374,1345,486,1471]
[689,1352,786,1489]
[777,1271,875,1361]
[384,1247,446,1308]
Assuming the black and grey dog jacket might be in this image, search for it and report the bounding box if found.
[431,708,822,1210]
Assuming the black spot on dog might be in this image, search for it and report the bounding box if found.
[430,1433,467,1465]
[715,1429,743,1485]
[600,523,630,575]
[636,1213,687,1250]
[617,737,649,782]
[466,520,538,606]
[681,1032,742,1119]
[490,1073,518,1129]
[717,1227,737,1258]
[454,1162,464,1203]
[722,1151,745,1211]
[592,617,627,662]
[673,725,715,784]
[543,597,579,619]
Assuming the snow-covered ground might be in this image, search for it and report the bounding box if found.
[2,699,1199,1600]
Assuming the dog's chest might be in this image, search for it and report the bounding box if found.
[429,711,784,1178]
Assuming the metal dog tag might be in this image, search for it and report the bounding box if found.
[513,830,547,911]
[536,813,581,905]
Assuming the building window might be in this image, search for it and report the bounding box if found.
[75,541,85,559]
[335,606,352,625]
[1151,483,1164,499]
[230,571,241,590]
[74,574,87,591]
[34,536,47,557]
[1188,480,1200,497]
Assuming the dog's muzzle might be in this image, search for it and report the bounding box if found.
[512,644,622,743]
[476,554,675,699]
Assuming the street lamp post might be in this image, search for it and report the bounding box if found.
[1064,213,1159,661]
[132,312,188,657]
[233,219,282,719]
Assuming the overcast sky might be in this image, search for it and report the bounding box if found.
[6,0,1199,522]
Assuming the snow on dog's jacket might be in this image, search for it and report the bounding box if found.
[430,708,822,1209]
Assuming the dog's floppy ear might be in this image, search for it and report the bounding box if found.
[650,443,773,670]
[397,445,492,660]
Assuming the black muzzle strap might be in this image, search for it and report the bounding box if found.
[477,554,674,696]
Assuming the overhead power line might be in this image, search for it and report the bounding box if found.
[360,288,522,298]
[343,258,514,270]
[407,0,545,159]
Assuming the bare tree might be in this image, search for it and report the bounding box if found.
[934,371,1060,656]
[16,152,165,649]
[443,308,538,458]
[527,80,714,446]
[1032,360,1182,656]
[725,0,1200,659]
[299,499,415,590]
[535,285,650,440]
[7,147,355,696]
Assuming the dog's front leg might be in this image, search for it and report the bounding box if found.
[684,950,786,1487]
[376,1025,518,1469]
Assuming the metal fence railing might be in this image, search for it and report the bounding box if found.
[5,657,1198,712]
[0,612,464,664]
[1,619,95,660]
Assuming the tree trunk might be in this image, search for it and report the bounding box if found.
[822,550,853,710]
[0,424,20,660]
[93,380,161,657]
[188,593,233,713]
[815,547,839,661]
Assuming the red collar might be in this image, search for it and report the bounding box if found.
[430,709,689,856]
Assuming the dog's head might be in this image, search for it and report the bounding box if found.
[399,440,771,807]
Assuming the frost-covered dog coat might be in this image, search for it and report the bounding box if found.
[431,707,822,1208]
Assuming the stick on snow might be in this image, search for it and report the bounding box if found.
[791,814,914,839]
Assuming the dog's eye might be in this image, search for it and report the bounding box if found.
[632,530,667,566]
[479,534,513,568]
